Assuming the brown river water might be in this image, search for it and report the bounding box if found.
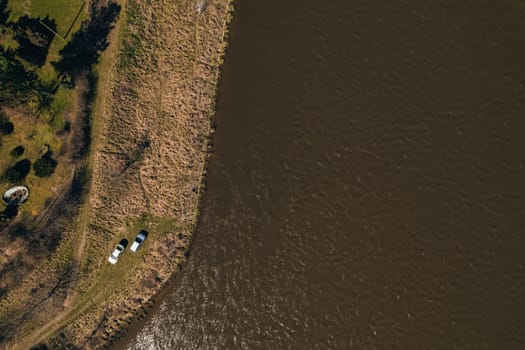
[116,0,525,349]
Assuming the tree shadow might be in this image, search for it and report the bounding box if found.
[121,138,151,174]
[32,331,82,350]
[0,47,41,107]
[5,158,31,182]
[12,15,56,67]
[2,205,18,219]
[0,205,18,226]
[36,79,59,115]
[119,238,129,248]
[53,1,121,80]
[0,0,9,26]
[0,2,55,107]
[70,165,89,198]
[30,344,49,350]
[0,110,14,135]
[10,145,25,157]
[7,222,28,240]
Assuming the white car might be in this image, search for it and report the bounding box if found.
[108,243,125,264]
[130,230,147,252]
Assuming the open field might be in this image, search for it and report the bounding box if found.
[0,0,92,333]
[0,0,234,349]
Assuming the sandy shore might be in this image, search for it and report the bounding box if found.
[0,0,234,349]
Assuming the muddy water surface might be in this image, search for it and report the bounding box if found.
[118,0,525,349]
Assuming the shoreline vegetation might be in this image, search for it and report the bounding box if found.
[0,0,234,349]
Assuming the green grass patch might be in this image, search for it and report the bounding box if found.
[6,1,25,21]
[63,214,181,327]
[125,213,179,239]
[7,0,86,39]
[118,0,144,69]
[48,86,71,131]
[0,28,17,50]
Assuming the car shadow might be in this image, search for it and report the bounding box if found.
[119,238,129,248]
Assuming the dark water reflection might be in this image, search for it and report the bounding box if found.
[119,0,525,349]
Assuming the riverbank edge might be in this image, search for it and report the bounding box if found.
[108,1,238,345]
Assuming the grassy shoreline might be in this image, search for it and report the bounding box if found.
[1,0,235,349]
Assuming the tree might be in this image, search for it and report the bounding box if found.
[33,154,57,177]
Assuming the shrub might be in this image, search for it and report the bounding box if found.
[33,155,57,177]
[10,145,25,157]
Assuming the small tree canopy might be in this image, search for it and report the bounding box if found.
[10,145,25,157]
[33,155,57,177]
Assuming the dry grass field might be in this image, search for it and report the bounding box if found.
[0,0,233,349]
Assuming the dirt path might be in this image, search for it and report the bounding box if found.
[17,200,96,349]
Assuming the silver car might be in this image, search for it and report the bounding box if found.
[130,230,147,252]
[108,243,125,264]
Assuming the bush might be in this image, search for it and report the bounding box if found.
[10,145,25,157]
[33,155,57,177]
[5,158,31,182]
